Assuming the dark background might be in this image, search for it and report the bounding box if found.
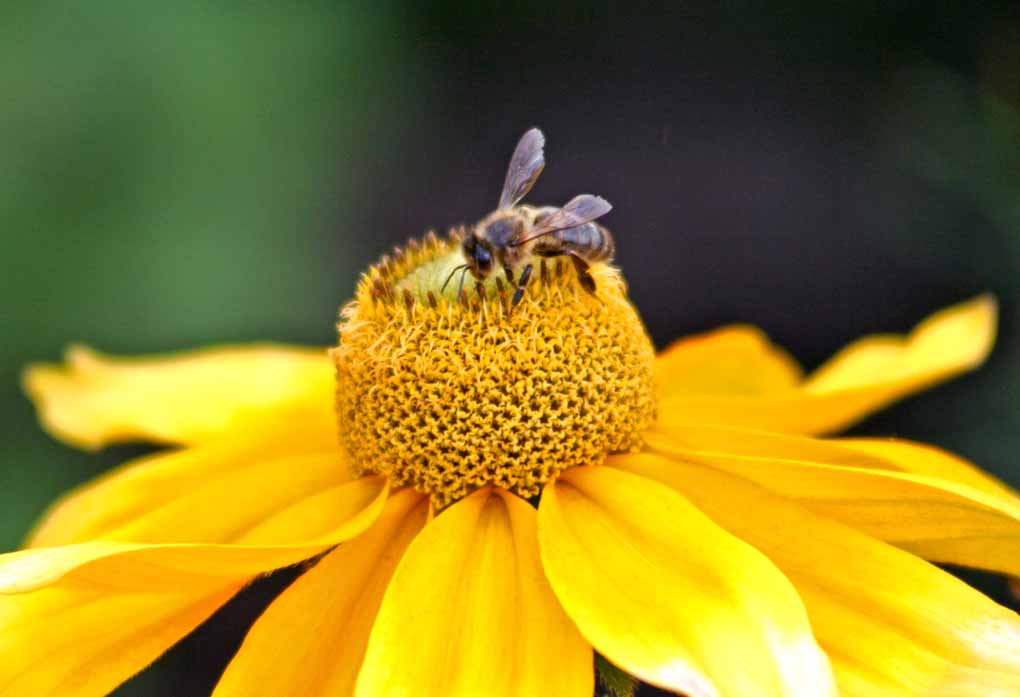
[1,3,1018,695]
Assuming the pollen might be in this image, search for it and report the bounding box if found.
[331,231,657,508]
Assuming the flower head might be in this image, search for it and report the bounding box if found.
[3,229,1018,697]
[333,231,655,507]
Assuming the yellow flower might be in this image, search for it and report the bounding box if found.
[4,231,1018,697]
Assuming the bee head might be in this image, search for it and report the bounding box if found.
[463,234,495,278]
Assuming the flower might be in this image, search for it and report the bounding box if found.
[4,230,1018,697]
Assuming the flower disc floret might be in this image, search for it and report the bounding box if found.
[332,231,657,507]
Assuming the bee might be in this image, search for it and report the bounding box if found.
[443,128,615,308]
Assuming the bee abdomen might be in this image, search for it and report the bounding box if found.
[545,222,615,262]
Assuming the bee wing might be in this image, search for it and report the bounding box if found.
[526,194,612,239]
[498,128,546,209]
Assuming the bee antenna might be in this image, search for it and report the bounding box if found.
[441,264,469,293]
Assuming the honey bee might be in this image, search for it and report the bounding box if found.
[443,128,615,308]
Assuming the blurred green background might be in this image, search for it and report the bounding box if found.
[1,2,1018,695]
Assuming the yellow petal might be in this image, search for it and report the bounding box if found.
[22,343,335,449]
[646,426,1020,577]
[813,592,1020,697]
[0,582,239,697]
[214,489,428,697]
[232,478,388,546]
[646,423,896,470]
[658,295,996,434]
[806,294,996,393]
[836,437,1019,503]
[656,325,802,394]
[31,445,353,547]
[0,476,387,594]
[613,452,1020,696]
[356,488,592,697]
[537,465,835,697]
[87,452,351,544]
[28,437,289,547]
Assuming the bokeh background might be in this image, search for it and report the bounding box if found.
[2,3,1018,695]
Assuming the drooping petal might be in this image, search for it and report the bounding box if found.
[657,295,996,434]
[613,452,1020,695]
[22,344,335,449]
[0,476,387,594]
[213,489,428,697]
[356,488,592,697]
[537,465,835,697]
[0,581,240,697]
[645,425,1020,577]
[655,325,802,394]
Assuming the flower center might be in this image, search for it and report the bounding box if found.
[331,230,657,508]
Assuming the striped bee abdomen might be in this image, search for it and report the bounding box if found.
[535,222,615,263]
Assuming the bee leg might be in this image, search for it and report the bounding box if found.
[570,254,597,295]
[510,263,534,309]
[503,265,515,285]
[456,265,469,303]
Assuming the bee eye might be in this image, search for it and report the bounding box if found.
[475,244,493,271]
